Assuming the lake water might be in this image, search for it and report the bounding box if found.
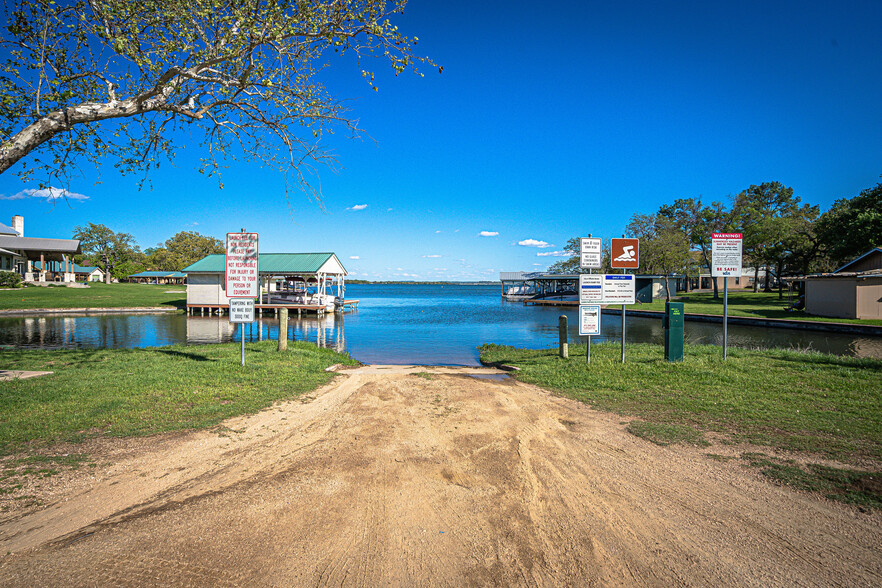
[1,284,880,364]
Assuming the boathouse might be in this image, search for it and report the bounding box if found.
[183,252,352,315]
[803,247,882,319]
[500,272,677,304]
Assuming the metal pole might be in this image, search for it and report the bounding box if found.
[240,324,245,366]
[620,236,626,363]
[723,280,729,360]
[587,261,592,363]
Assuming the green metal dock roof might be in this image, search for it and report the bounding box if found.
[183,253,345,274]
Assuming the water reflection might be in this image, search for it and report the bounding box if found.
[0,283,880,365]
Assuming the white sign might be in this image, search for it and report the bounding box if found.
[711,233,743,277]
[579,274,603,303]
[229,298,255,323]
[579,305,601,336]
[580,237,602,269]
[226,232,259,298]
[602,274,636,304]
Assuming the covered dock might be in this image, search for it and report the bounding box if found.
[183,252,356,316]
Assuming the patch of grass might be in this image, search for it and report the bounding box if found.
[479,342,882,463]
[0,282,185,310]
[411,372,436,380]
[704,453,735,462]
[0,341,358,453]
[637,290,882,326]
[742,452,882,508]
[627,421,709,447]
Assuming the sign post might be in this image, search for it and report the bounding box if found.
[711,232,742,360]
[227,230,259,366]
[578,235,602,361]
[611,238,639,363]
[579,305,601,363]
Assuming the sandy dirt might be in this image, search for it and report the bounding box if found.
[0,365,879,587]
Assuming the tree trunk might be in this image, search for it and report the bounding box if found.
[753,266,760,292]
[712,276,719,299]
[664,276,672,302]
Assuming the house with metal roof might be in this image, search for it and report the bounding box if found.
[128,271,187,285]
[33,261,104,282]
[0,216,82,283]
[183,252,350,315]
[803,247,882,319]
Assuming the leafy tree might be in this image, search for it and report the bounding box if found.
[73,223,140,283]
[1,0,431,193]
[733,182,805,293]
[547,237,611,273]
[816,181,882,268]
[149,230,224,270]
[658,197,733,298]
[625,213,691,301]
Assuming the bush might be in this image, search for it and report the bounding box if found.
[0,271,23,288]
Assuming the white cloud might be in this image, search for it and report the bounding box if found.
[434,267,447,271]
[518,238,553,248]
[536,250,573,257]
[479,231,499,237]
[0,187,89,201]
[422,254,442,258]
[387,208,394,212]
[396,267,404,271]
[532,263,543,266]
[435,230,442,234]
[349,255,360,260]
[346,204,368,211]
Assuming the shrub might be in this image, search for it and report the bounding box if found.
[0,271,23,288]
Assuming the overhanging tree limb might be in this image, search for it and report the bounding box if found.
[1,0,432,191]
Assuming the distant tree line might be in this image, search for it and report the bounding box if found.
[550,179,882,298]
[72,224,224,283]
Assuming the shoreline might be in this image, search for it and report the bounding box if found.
[0,307,181,316]
[600,307,882,336]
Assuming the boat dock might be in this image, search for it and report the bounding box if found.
[187,300,359,317]
[523,298,578,307]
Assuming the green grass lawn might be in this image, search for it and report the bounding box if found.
[0,341,358,452]
[637,290,882,326]
[480,342,882,507]
[0,282,186,310]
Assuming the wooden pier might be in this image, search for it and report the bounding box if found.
[523,299,578,307]
[187,300,359,317]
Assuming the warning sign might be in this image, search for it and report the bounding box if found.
[611,238,639,269]
[580,237,602,269]
[229,298,255,323]
[711,233,742,277]
[226,232,259,298]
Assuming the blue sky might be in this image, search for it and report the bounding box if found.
[2,0,880,281]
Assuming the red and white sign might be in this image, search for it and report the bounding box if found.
[611,238,639,269]
[711,233,742,277]
[226,232,259,298]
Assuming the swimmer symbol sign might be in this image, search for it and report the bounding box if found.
[610,238,639,269]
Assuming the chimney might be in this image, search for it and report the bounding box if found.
[11,215,23,237]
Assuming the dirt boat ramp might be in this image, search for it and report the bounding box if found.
[1,365,879,586]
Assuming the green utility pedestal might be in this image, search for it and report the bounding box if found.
[663,302,685,362]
